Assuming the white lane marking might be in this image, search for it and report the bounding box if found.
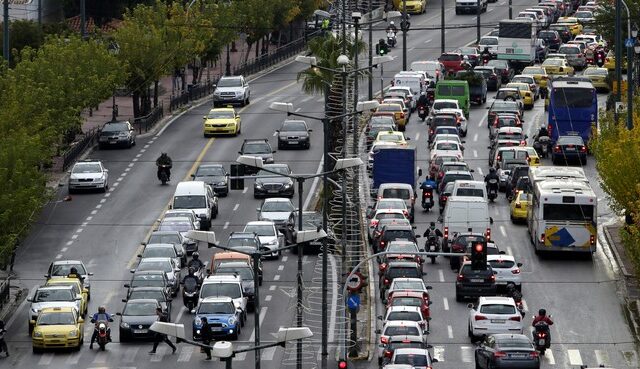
[233,203,239,211]
[109,187,115,192]
[38,353,54,365]
[178,345,195,362]
[316,98,324,103]
[66,241,74,246]
[243,187,248,194]
[568,349,583,366]
[303,255,308,263]
[507,246,513,256]
[434,345,445,362]
[112,182,119,187]
[93,350,108,363]
[545,349,556,365]
[66,352,81,365]
[461,346,473,362]
[282,256,288,262]
[265,295,272,301]
[128,163,134,168]
[521,298,528,312]
[269,285,277,291]
[408,47,415,51]
[424,39,432,44]
[488,8,494,12]
[278,265,284,271]
[447,325,453,339]
[95,204,102,209]
[55,254,62,259]
[100,198,106,204]
[223,221,230,229]
[91,210,98,215]
[594,349,610,366]
[117,177,123,182]
[71,235,78,240]
[262,346,277,361]
[273,131,278,136]
[477,167,483,176]
[500,225,507,237]
[123,346,139,362]
[415,132,420,141]
[104,192,111,197]
[176,306,187,322]
[301,96,313,103]
[140,149,146,153]
[122,172,128,177]
[132,158,138,162]
[61,247,68,252]
[443,297,449,311]
[295,108,302,112]
[274,274,281,281]
[249,307,268,342]
[86,216,92,221]
[438,269,444,282]
[235,345,249,360]
[144,144,150,149]
[136,153,142,158]
[473,133,478,142]
[302,155,325,211]
[473,149,478,158]
[328,254,338,344]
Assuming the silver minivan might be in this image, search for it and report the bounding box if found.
[171,181,219,230]
[376,183,417,221]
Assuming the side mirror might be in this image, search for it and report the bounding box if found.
[431,358,439,363]
[415,235,422,239]
[377,315,384,320]
[406,137,411,141]
[425,286,433,290]
[238,151,242,154]
[190,309,196,314]
[30,320,36,325]
[461,140,466,144]
[129,269,135,273]
[489,217,494,224]
[493,271,498,275]
[123,284,130,288]
[137,254,142,258]
[27,298,33,302]
[486,106,490,109]
[272,151,277,154]
[467,303,475,309]
[308,129,313,132]
[469,169,475,173]
[419,249,425,252]
[115,312,122,316]
[141,241,147,246]
[418,168,423,177]
[190,174,195,178]
[78,318,84,324]
[88,272,94,276]
[517,262,523,267]
[122,298,127,303]
[499,250,506,255]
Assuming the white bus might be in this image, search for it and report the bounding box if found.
[528,166,588,187]
[527,179,597,254]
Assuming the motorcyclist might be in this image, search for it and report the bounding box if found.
[423,222,443,239]
[484,168,500,192]
[182,267,199,286]
[420,175,437,193]
[532,308,554,327]
[386,21,398,35]
[460,55,473,70]
[187,252,205,272]
[89,306,113,349]
[505,283,523,302]
[67,266,84,285]
[537,124,549,139]
[156,153,173,181]
[417,91,429,115]
[481,47,492,62]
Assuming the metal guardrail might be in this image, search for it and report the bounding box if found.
[134,104,164,134]
[61,127,99,171]
[169,80,216,112]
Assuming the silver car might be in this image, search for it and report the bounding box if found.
[277,120,312,149]
[46,259,93,298]
[140,243,182,269]
[132,257,181,297]
[256,198,296,233]
[68,160,109,193]
[27,285,82,333]
[243,221,284,259]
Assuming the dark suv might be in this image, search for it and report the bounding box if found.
[223,232,266,255]
[379,261,423,299]
[374,224,419,254]
[239,139,275,175]
[455,261,497,301]
[446,232,487,269]
[505,165,530,201]
[98,120,136,149]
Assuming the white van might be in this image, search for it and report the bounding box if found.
[442,196,492,243]
[171,181,218,230]
[199,274,247,320]
[451,180,487,200]
[393,72,425,103]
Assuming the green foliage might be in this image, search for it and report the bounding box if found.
[593,0,640,45]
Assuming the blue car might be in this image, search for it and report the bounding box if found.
[193,297,242,340]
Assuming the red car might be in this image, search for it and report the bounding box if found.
[438,52,464,74]
[386,290,433,325]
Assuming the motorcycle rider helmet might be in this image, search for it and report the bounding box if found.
[390,21,394,25]
[188,267,195,275]
[538,308,547,316]
[430,221,436,229]
[463,55,469,61]
[70,267,78,275]
[421,91,426,96]
[489,167,496,173]
[506,283,515,292]
[98,306,106,314]
[192,252,200,260]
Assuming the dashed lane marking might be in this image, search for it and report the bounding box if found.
[104,192,111,197]
[95,204,102,209]
[473,149,478,158]
[91,210,98,215]
[123,346,139,362]
[438,269,444,282]
[434,345,445,362]
[71,234,78,240]
[265,295,272,301]
[93,350,108,363]
[500,225,507,237]
[278,265,284,271]
[38,353,54,365]
[415,132,420,141]
[248,307,268,342]
[447,325,453,339]
[243,187,248,194]
[66,241,73,246]
[269,285,277,291]
[233,203,240,211]
[461,346,473,362]
[443,297,449,311]
[61,247,68,252]
[178,345,195,362]
[545,349,556,365]
[595,349,610,367]
[100,198,106,204]
[274,275,281,281]
[282,256,288,262]
[223,222,230,229]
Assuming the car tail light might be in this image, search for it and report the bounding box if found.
[515,203,522,209]
[512,268,521,274]
[474,315,487,321]
[494,351,508,358]
[578,53,583,57]
[402,209,409,217]
[441,195,448,202]
[605,57,610,62]
[379,263,387,271]
[540,233,545,244]
[497,154,501,161]
[530,351,540,358]
[429,129,433,135]
[384,349,392,358]
[502,70,509,75]
[488,274,496,282]
[486,228,491,241]
[444,226,449,239]
[590,234,595,245]
[424,191,432,198]
[438,172,444,178]
[400,113,405,119]
[553,145,561,153]
[457,274,464,281]
[384,278,390,285]
[371,219,379,227]
[381,336,388,344]
[380,240,386,249]
[580,145,587,153]
[509,316,521,322]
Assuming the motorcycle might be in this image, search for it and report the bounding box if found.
[421,187,434,211]
[506,284,525,318]
[533,135,550,158]
[91,318,113,351]
[533,318,552,355]
[481,54,491,65]
[386,31,397,48]
[487,179,499,202]
[157,164,171,185]
[425,233,439,264]
[595,49,606,67]
[183,277,199,312]
[418,105,428,121]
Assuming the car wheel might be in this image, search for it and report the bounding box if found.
[456,293,463,302]
[33,347,41,354]
[231,326,240,340]
[581,157,587,165]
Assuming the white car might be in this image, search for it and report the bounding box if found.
[243,220,284,259]
[163,209,201,230]
[487,254,523,289]
[430,134,463,150]
[368,209,407,240]
[427,99,460,123]
[391,348,437,369]
[430,140,464,161]
[68,160,109,193]
[377,320,427,359]
[386,277,429,301]
[383,306,428,329]
[213,75,250,107]
[388,86,417,110]
[468,296,524,341]
[478,36,499,56]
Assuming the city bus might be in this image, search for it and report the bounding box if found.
[527,179,597,254]
[528,166,588,187]
[547,80,597,145]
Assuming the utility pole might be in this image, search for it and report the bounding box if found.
[440,0,445,54]
[402,0,408,70]
[320,88,330,369]
[296,178,304,369]
[508,0,512,19]
[80,0,87,39]
[3,0,9,63]
[37,0,42,29]
[614,0,622,125]
[628,41,634,130]
[476,0,481,44]
[368,1,373,100]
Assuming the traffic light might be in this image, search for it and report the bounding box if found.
[230,163,244,190]
[377,39,388,56]
[338,359,348,369]
[471,241,487,270]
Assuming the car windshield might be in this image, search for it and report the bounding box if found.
[123,302,158,316]
[138,260,172,273]
[436,142,459,151]
[394,354,429,366]
[487,60,507,68]
[384,230,414,241]
[261,201,293,212]
[480,37,498,45]
[543,204,594,221]
[198,301,236,314]
[443,164,467,172]
[378,134,404,142]
[196,166,225,176]
[282,122,307,131]
[480,304,517,314]
[102,122,129,132]
[173,195,206,209]
[132,275,165,287]
[553,88,593,108]
[393,281,423,290]
[389,342,423,351]
[72,163,101,173]
[388,267,421,278]
[129,290,165,301]
[439,54,461,61]
[244,225,276,236]
[158,221,192,233]
[51,263,86,276]
[558,46,579,54]
[35,289,74,302]
[459,47,477,54]
[456,188,484,197]
[165,212,193,220]
[557,136,584,145]
[433,101,458,110]
[385,326,420,336]
[488,259,516,268]
[215,267,252,280]
[388,312,421,321]
[498,118,519,127]
[436,127,459,135]
[243,143,271,154]
[492,101,519,110]
[392,297,422,307]
[382,188,411,200]
[512,77,532,84]
[201,283,241,299]
[377,199,406,209]
[37,312,76,325]
[207,111,235,119]
[543,59,563,66]
[257,167,289,177]
[388,244,417,253]
[584,68,607,76]
[523,67,544,74]
[148,234,181,245]
[217,78,242,87]
[143,247,175,258]
[575,11,592,17]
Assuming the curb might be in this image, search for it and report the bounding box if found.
[603,225,634,278]
[0,287,28,322]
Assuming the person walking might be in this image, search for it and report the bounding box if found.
[200,318,213,360]
[149,307,176,355]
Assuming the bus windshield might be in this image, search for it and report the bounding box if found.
[543,204,594,221]
[552,88,593,108]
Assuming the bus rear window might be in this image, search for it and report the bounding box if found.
[543,204,594,221]
[451,86,466,95]
[552,88,594,108]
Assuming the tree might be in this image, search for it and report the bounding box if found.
[593,0,640,45]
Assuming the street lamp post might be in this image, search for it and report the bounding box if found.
[620,1,634,129]
[226,43,232,76]
[108,42,120,122]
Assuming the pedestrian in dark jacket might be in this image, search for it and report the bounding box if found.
[149,308,176,354]
[200,318,213,360]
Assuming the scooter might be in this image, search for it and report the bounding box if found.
[481,54,491,65]
[183,277,199,312]
[533,319,552,355]
[421,187,434,211]
[418,105,428,121]
[386,31,397,48]
[425,234,439,264]
[533,136,550,158]
[595,49,606,67]
[158,165,171,185]
[487,179,499,202]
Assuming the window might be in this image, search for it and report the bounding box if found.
[488,259,516,269]
[384,326,420,336]
[456,188,484,197]
[384,230,415,241]
[123,302,158,316]
[35,289,74,302]
[201,283,242,299]
[392,297,422,307]
[207,111,235,119]
[552,88,594,108]
[173,195,206,209]
[480,304,517,314]
[543,204,594,221]
[451,86,466,95]
[244,225,276,236]
[394,354,429,366]
[198,302,236,315]
[388,267,421,278]
[37,312,76,325]
[197,166,225,176]
[243,143,271,154]
[387,312,421,321]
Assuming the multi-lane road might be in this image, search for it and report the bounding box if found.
[4,0,639,368]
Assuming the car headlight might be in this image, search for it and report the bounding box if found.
[68,329,78,338]
[196,329,201,334]
[121,322,130,328]
[218,181,226,186]
[228,317,236,325]
[255,183,263,189]
[33,331,43,338]
[31,308,39,314]
[265,239,278,246]
[195,317,202,326]
[283,183,292,189]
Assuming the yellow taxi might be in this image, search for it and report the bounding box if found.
[510,190,531,223]
[203,107,241,137]
[522,146,541,166]
[583,67,609,91]
[31,306,84,352]
[394,0,427,14]
[603,50,628,72]
[376,103,407,131]
[542,58,574,76]
[521,66,549,89]
[45,277,88,317]
[505,82,534,109]
[557,17,583,35]
[373,130,408,146]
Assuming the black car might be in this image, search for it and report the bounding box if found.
[254,164,294,198]
[379,261,423,299]
[239,139,275,175]
[475,334,540,369]
[537,30,562,51]
[124,286,173,317]
[192,164,229,196]
[551,134,587,165]
[374,224,419,254]
[118,299,163,342]
[487,101,522,129]
[124,270,172,299]
[438,182,455,214]
[486,60,514,83]
[276,120,312,149]
[548,24,572,43]
[455,261,497,301]
[505,165,530,200]
[474,66,501,91]
[98,120,136,149]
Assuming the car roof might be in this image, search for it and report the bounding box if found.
[392,277,424,283]
[394,348,430,355]
[39,306,77,313]
[36,285,75,291]
[144,243,175,249]
[263,197,291,203]
[51,260,85,266]
[203,274,242,283]
[126,298,160,304]
[383,320,422,327]
[245,220,276,226]
[487,254,516,262]
[387,261,421,267]
[387,305,421,312]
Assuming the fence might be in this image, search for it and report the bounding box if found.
[0,273,9,316]
[169,80,216,112]
[61,127,99,171]
[134,104,164,134]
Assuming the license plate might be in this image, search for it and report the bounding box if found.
[471,278,484,283]
[491,319,506,323]
[268,190,279,193]
[212,327,224,331]
[538,338,545,345]
[511,353,528,358]
[289,141,298,145]
[429,245,436,251]
[565,147,576,151]
[133,329,148,334]
[110,141,117,144]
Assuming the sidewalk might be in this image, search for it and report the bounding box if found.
[603,224,640,340]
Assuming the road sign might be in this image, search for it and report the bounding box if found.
[625,38,636,48]
[347,294,360,310]
[345,272,365,292]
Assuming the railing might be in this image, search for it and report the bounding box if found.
[134,104,164,134]
[61,127,99,171]
[0,274,9,315]
[169,80,216,112]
